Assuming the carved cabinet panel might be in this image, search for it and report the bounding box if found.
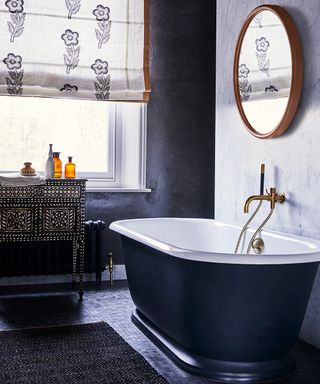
[0,207,34,233]
[43,207,76,232]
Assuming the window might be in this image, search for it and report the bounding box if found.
[0,96,147,191]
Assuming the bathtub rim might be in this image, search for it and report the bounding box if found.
[109,217,320,265]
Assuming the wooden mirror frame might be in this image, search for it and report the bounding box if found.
[233,4,303,139]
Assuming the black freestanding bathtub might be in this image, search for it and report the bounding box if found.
[110,218,320,382]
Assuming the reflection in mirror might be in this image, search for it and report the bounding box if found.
[234,5,303,139]
[239,10,292,134]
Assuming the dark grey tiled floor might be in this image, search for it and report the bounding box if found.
[0,281,319,384]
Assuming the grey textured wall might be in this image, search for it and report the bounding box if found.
[215,0,320,347]
[86,0,215,264]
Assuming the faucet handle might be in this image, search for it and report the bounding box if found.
[277,193,286,204]
[266,187,278,196]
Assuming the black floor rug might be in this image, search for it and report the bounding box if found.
[0,321,168,384]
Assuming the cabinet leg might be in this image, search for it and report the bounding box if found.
[78,289,84,301]
[95,271,102,288]
[79,239,85,300]
[72,239,77,288]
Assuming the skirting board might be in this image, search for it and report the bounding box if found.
[0,265,127,286]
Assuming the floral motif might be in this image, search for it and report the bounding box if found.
[93,5,110,21]
[238,64,250,79]
[238,63,252,102]
[255,36,270,77]
[3,53,24,95]
[61,30,80,74]
[3,53,22,70]
[61,29,79,46]
[60,84,78,92]
[255,37,269,52]
[93,5,112,49]
[6,0,26,42]
[49,210,69,230]
[5,0,24,13]
[239,82,251,102]
[265,85,278,93]
[239,79,252,102]
[6,210,29,231]
[91,59,110,100]
[65,0,81,19]
[91,59,108,75]
[254,13,262,28]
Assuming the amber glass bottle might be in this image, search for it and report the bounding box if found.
[65,156,76,178]
[53,152,62,178]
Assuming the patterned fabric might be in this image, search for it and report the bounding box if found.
[238,10,291,103]
[0,1,150,102]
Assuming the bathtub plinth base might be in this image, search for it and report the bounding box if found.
[132,309,296,383]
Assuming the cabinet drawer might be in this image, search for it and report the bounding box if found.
[0,185,81,200]
[0,207,34,233]
[41,185,81,199]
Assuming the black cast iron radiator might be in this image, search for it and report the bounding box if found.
[85,220,107,283]
[0,220,107,282]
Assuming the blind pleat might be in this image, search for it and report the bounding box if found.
[0,0,150,102]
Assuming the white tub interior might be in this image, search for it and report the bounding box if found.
[110,218,320,265]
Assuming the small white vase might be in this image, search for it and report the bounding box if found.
[45,144,54,179]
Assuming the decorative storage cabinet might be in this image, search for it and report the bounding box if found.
[0,179,86,300]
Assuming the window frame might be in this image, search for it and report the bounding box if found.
[85,102,148,192]
[76,103,116,182]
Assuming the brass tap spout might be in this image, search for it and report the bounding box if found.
[244,187,285,213]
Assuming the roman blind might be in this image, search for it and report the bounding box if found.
[0,0,150,102]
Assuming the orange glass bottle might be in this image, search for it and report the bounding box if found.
[65,156,76,178]
[53,152,62,178]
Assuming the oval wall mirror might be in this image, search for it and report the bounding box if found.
[233,5,303,139]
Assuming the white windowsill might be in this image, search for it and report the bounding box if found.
[86,187,152,193]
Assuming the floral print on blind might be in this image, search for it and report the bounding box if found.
[60,84,78,92]
[93,5,112,49]
[61,29,81,74]
[3,53,24,95]
[0,1,149,102]
[5,0,26,42]
[91,59,110,100]
[65,0,81,19]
